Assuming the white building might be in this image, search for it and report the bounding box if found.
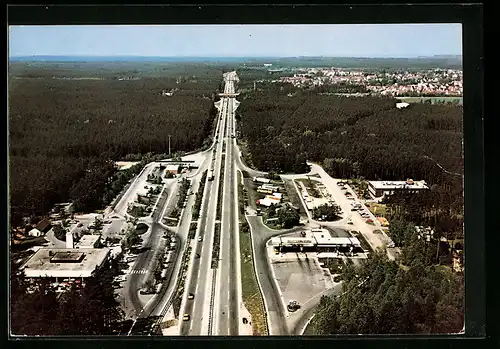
[28,228,42,237]
[368,179,429,198]
[20,247,111,281]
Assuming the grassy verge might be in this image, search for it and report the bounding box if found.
[237,139,257,169]
[211,223,221,269]
[216,155,225,220]
[172,245,192,318]
[188,222,197,240]
[318,257,343,274]
[237,171,268,336]
[282,179,306,216]
[295,178,321,198]
[192,170,208,220]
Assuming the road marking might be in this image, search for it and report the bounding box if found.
[130,269,148,274]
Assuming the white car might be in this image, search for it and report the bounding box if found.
[198,236,203,242]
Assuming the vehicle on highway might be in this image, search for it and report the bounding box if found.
[183,314,190,321]
[195,253,200,259]
[188,293,194,300]
[198,236,203,242]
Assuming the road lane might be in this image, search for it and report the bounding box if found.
[180,91,228,335]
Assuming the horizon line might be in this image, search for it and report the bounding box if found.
[9,54,462,59]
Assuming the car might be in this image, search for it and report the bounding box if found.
[188,293,195,300]
[351,208,358,211]
[198,236,203,242]
[77,223,83,227]
[195,253,200,259]
[144,186,149,189]
[183,314,190,321]
[104,220,112,224]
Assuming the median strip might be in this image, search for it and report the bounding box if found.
[211,223,221,269]
[188,222,197,240]
[172,244,192,319]
[192,170,208,220]
[216,154,226,220]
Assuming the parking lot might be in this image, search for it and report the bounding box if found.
[269,248,334,311]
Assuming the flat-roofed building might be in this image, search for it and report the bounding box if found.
[76,235,101,248]
[20,248,111,283]
[271,229,362,253]
[368,179,429,198]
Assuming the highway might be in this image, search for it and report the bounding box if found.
[179,71,241,335]
[214,77,240,336]
[179,79,228,336]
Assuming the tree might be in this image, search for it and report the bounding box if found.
[277,205,300,228]
[312,204,342,221]
[268,204,277,218]
[388,220,416,247]
[143,279,155,293]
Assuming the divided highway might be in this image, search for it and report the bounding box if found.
[179,72,241,335]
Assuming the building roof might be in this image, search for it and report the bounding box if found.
[21,247,110,278]
[368,180,429,190]
[76,235,100,248]
[312,230,354,246]
[28,228,42,236]
[36,219,52,232]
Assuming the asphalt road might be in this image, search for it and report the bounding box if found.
[215,91,239,336]
[180,89,227,336]
[246,215,307,335]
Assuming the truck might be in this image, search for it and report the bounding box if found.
[253,177,270,184]
[208,170,215,181]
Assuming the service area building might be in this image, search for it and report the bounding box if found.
[20,248,111,285]
[368,179,429,198]
[271,228,361,253]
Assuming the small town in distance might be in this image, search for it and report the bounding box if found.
[9,25,464,337]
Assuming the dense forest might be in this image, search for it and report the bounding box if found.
[238,85,464,335]
[237,89,464,230]
[310,232,464,334]
[10,257,124,335]
[9,63,221,225]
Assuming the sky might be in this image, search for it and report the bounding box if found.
[8,24,462,58]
